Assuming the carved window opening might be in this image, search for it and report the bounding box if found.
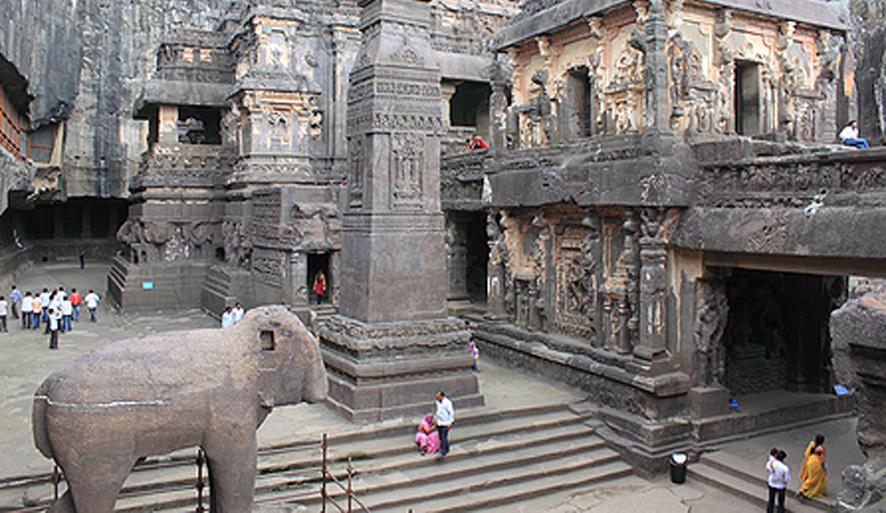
[734,61,760,136]
[178,106,222,145]
[449,81,491,131]
[566,67,592,139]
[260,330,276,351]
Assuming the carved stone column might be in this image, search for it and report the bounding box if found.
[643,1,671,133]
[441,82,457,131]
[487,55,512,150]
[831,293,886,512]
[320,0,482,422]
[634,207,668,360]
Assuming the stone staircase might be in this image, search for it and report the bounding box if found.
[100,403,628,511]
[688,451,829,513]
[261,403,630,512]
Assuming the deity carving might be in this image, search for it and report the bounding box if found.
[391,133,424,209]
[694,275,729,387]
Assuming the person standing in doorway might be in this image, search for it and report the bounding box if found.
[9,286,21,320]
[313,271,327,306]
[767,449,791,513]
[84,290,100,322]
[79,250,86,269]
[435,391,454,457]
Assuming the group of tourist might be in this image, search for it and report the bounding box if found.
[0,285,100,349]
[765,434,828,513]
[220,303,245,327]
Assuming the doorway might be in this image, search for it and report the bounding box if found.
[734,61,760,136]
[722,269,845,395]
[307,253,331,306]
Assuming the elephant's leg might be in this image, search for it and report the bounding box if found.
[204,432,258,512]
[47,491,75,513]
[62,453,135,513]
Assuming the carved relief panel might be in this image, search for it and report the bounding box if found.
[391,133,424,209]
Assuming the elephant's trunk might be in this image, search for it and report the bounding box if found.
[303,350,329,403]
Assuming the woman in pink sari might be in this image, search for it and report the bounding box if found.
[415,413,440,455]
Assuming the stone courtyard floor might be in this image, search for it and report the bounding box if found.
[0,259,866,511]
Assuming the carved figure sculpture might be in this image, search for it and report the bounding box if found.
[32,305,328,513]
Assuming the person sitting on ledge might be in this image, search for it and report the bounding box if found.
[839,120,869,148]
[461,133,488,152]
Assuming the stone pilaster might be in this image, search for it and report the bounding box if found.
[634,207,668,360]
[321,0,482,421]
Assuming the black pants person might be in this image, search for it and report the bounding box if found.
[49,328,59,349]
[767,486,786,513]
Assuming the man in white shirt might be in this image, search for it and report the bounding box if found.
[839,120,869,148]
[0,295,8,332]
[221,306,235,328]
[84,290,100,322]
[435,391,455,457]
[767,449,791,513]
[48,307,61,349]
[232,303,245,323]
[21,292,33,329]
[60,297,74,332]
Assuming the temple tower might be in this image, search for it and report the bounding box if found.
[319,0,483,421]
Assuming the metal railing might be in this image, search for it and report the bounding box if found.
[0,433,369,512]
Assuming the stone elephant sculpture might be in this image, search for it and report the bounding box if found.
[32,305,328,512]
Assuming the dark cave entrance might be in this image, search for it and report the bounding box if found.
[722,269,845,395]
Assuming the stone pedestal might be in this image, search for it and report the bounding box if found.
[320,316,483,421]
[688,386,729,419]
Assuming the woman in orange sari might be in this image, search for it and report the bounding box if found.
[798,434,826,498]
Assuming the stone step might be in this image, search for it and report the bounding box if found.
[109,404,599,512]
[268,429,615,510]
[688,459,827,513]
[360,447,630,513]
[700,451,831,511]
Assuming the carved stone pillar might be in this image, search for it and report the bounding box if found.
[485,212,508,320]
[320,0,482,422]
[158,105,178,145]
[634,207,668,360]
[643,1,671,133]
[441,82,457,131]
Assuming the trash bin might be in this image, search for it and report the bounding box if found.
[670,453,687,484]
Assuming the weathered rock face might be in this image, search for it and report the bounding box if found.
[850,0,886,145]
[831,292,886,512]
[1,0,230,199]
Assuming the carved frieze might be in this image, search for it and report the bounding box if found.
[252,247,285,288]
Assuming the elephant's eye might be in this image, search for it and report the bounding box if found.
[260,330,275,351]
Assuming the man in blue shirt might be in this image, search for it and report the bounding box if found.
[435,391,454,457]
[9,286,21,320]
